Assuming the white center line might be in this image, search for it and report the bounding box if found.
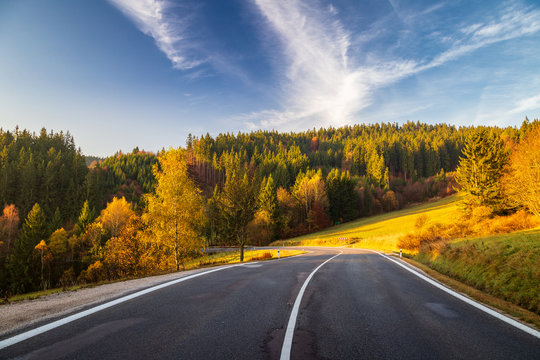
[280,251,342,360]
[0,263,245,350]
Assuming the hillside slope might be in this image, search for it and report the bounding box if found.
[276,195,461,250]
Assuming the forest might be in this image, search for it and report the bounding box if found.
[0,119,538,296]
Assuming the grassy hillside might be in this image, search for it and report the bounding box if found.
[414,229,540,315]
[274,195,462,251]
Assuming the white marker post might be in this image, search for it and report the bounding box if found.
[400,249,402,258]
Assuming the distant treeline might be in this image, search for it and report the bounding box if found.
[0,119,538,296]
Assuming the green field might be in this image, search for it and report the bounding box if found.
[274,195,462,251]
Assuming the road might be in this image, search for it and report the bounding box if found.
[1,248,539,359]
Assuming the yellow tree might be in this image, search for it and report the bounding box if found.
[105,215,144,278]
[34,240,52,290]
[503,127,540,216]
[293,170,328,230]
[146,148,205,271]
[99,197,134,237]
[0,204,19,253]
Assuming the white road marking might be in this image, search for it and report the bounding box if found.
[280,251,342,360]
[363,249,540,339]
[0,263,245,350]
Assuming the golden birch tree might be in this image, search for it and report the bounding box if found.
[146,148,204,271]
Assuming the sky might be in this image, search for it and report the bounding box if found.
[1,0,540,157]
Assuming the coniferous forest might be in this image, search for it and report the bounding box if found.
[1,119,539,296]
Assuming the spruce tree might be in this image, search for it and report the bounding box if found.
[455,128,508,213]
[50,207,63,234]
[76,200,93,235]
[9,203,48,293]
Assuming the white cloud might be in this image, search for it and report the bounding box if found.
[249,0,422,130]
[427,4,540,69]
[243,1,540,130]
[510,93,540,114]
[109,0,202,70]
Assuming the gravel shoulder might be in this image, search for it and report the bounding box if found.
[0,267,214,339]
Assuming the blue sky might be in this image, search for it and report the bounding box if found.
[1,0,540,156]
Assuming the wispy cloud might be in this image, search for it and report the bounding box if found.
[109,0,202,70]
[424,3,540,69]
[247,0,400,130]
[243,1,540,130]
[510,93,540,114]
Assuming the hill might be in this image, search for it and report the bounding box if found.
[274,195,462,250]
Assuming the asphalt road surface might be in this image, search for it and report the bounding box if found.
[1,248,539,359]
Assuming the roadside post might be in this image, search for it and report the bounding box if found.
[278,249,280,259]
[400,249,402,258]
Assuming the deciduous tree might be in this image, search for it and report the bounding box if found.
[99,197,134,237]
[218,156,257,261]
[146,148,205,271]
[502,127,540,216]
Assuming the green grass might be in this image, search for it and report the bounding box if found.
[413,228,540,315]
[273,195,462,251]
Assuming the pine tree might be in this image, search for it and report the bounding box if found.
[50,207,63,234]
[77,200,94,234]
[326,169,359,223]
[9,203,48,293]
[455,128,508,213]
[259,175,277,217]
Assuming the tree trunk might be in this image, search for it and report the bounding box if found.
[175,242,179,271]
[40,250,44,290]
[240,240,244,262]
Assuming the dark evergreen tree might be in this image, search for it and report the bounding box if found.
[326,169,359,223]
[8,203,48,293]
[455,128,509,213]
[77,200,94,234]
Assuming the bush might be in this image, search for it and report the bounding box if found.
[487,210,539,234]
[250,252,272,261]
[83,261,106,283]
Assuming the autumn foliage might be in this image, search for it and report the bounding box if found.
[1,120,539,296]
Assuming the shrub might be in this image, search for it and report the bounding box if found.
[250,252,272,261]
[415,214,429,230]
[488,210,539,234]
[84,261,106,283]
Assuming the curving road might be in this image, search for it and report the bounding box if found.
[1,248,539,359]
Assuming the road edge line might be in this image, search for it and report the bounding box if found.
[280,251,342,360]
[0,263,243,350]
[361,249,540,339]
